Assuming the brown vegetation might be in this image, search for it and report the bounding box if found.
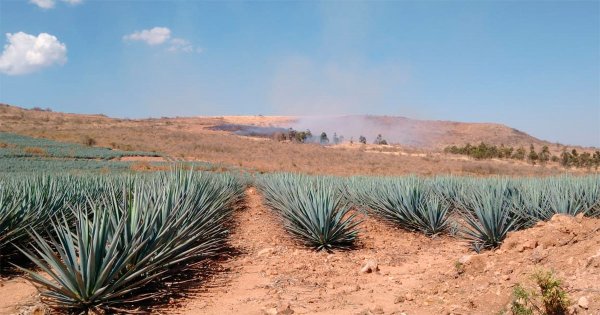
[0,104,596,177]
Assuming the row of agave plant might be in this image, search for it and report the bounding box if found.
[258,174,600,252]
[0,171,244,313]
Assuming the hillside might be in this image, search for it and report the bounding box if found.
[0,104,592,176]
[283,115,550,149]
[0,104,552,149]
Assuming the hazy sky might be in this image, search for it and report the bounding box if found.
[0,1,598,146]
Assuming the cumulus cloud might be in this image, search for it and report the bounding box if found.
[30,0,55,9]
[123,27,171,46]
[29,0,82,9]
[124,28,201,53]
[167,38,193,53]
[167,38,202,53]
[0,32,67,75]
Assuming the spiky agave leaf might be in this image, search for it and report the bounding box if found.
[0,175,68,254]
[345,176,451,236]
[259,174,360,250]
[411,194,452,235]
[457,179,518,251]
[15,170,244,313]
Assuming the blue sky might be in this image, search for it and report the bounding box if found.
[0,1,598,146]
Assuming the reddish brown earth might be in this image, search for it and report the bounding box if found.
[1,189,598,315]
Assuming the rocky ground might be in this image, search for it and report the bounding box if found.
[1,188,599,315]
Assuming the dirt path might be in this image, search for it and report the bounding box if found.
[176,188,471,315]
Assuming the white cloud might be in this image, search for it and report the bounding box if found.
[167,38,202,53]
[123,27,171,46]
[124,28,201,53]
[29,0,82,9]
[30,0,55,9]
[0,32,67,75]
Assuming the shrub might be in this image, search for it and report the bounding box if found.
[83,135,97,147]
[510,270,571,315]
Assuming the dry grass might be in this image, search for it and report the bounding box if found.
[0,104,594,177]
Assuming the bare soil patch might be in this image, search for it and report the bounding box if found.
[118,156,167,162]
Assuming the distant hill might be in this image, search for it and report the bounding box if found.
[0,103,594,177]
[279,115,550,149]
[0,103,576,151]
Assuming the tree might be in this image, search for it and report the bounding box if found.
[333,132,340,145]
[513,147,526,160]
[305,129,313,140]
[287,128,296,141]
[593,151,600,170]
[579,152,592,169]
[539,146,550,164]
[374,134,387,145]
[528,145,539,164]
[560,150,572,167]
[320,132,329,144]
[358,135,367,144]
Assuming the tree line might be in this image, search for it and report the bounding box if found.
[444,142,600,169]
[273,128,388,146]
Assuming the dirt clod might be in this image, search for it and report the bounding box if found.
[361,259,380,274]
[578,296,589,309]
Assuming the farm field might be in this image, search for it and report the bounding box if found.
[0,168,599,315]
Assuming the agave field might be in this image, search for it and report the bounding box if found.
[0,132,161,160]
[0,170,244,313]
[258,174,600,252]
[1,169,599,313]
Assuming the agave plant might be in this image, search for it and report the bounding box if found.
[16,171,243,313]
[509,180,550,227]
[259,174,360,250]
[457,179,518,252]
[346,176,451,236]
[0,176,67,254]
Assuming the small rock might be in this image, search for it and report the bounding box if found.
[550,214,572,223]
[405,293,414,301]
[394,296,406,304]
[361,259,379,274]
[518,240,538,252]
[458,255,472,264]
[587,256,600,268]
[371,306,384,314]
[258,247,274,256]
[578,296,589,309]
[277,302,295,315]
[263,308,278,315]
[502,274,510,281]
